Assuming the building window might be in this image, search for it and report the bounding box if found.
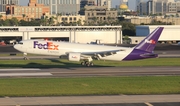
[52,0,56,4]
[59,0,62,4]
[36,8,38,12]
[46,0,49,4]
[52,5,56,14]
[67,0,70,4]
[74,17,76,20]
[63,0,66,4]
[38,0,41,3]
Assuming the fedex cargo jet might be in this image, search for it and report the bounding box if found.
[14,27,164,66]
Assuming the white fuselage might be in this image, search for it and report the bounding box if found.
[14,40,134,61]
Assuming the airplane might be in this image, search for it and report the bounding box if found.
[14,27,164,66]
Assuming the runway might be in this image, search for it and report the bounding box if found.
[0,67,180,78]
[0,95,179,106]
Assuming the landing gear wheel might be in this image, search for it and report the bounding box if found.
[85,61,89,65]
[90,62,94,66]
[81,62,85,66]
[86,62,90,67]
[85,62,94,67]
[23,57,28,60]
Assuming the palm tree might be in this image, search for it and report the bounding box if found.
[107,16,112,25]
[0,15,3,26]
[22,14,26,20]
[76,19,82,26]
[92,17,98,25]
[83,20,87,26]
[56,13,62,24]
[45,16,48,26]
[11,17,18,26]
[176,13,179,17]
[49,16,55,26]
[0,15,2,19]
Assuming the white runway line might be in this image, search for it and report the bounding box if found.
[0,73,52,76]
[0,68,41,71]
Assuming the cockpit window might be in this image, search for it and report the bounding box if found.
[19,42,23,45]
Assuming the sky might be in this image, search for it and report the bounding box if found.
[19,0,136,10]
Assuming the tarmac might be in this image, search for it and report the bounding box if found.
[0,95,179,106]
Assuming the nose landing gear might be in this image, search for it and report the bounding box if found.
[23,53,29,60]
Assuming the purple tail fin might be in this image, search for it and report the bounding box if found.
[135,27,164,52]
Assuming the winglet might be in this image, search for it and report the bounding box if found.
[134,27,164,52]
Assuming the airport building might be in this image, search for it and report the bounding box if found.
[0,26,122,44]
[137,0,180,15]
[132,25,180,44]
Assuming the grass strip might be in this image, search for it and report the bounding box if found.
[0,58,180,68]
[0,76,179,97]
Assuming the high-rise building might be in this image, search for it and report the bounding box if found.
[97,0,106,6]
[137,0,180,15]
[106,0,111,10]
[37,0,80,15]
[97,0,111,9]
[135,0,143,11]
[80,0,95,8]
[0,0,19,12]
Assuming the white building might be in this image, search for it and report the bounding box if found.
[0,26,122,44]
[135,25,180,43]
[138,0,180,15]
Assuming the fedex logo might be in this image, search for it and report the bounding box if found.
[34,41,59,50]
[145,39,156,44]
[72,56,77,59]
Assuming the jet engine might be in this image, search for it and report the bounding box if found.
[68,53,81,61]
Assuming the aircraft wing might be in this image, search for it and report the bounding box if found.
[66,49,125,60]
[81,49,125,57]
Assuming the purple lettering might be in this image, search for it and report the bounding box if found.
[34,41,39,48]
[33,41,58,50]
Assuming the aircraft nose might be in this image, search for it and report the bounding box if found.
[14,44,19,50]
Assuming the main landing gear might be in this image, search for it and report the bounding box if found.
[81,57,94,67]
[81,61,94,67]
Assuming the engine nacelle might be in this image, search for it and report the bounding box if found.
[68,53,81,62]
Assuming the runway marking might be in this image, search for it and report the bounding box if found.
[0,68,41,71]
[145,102,153,106]
[0,73,52,76]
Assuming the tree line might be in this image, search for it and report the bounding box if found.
[0,15,172,36]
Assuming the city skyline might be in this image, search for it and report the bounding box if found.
[19,0,136,10]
